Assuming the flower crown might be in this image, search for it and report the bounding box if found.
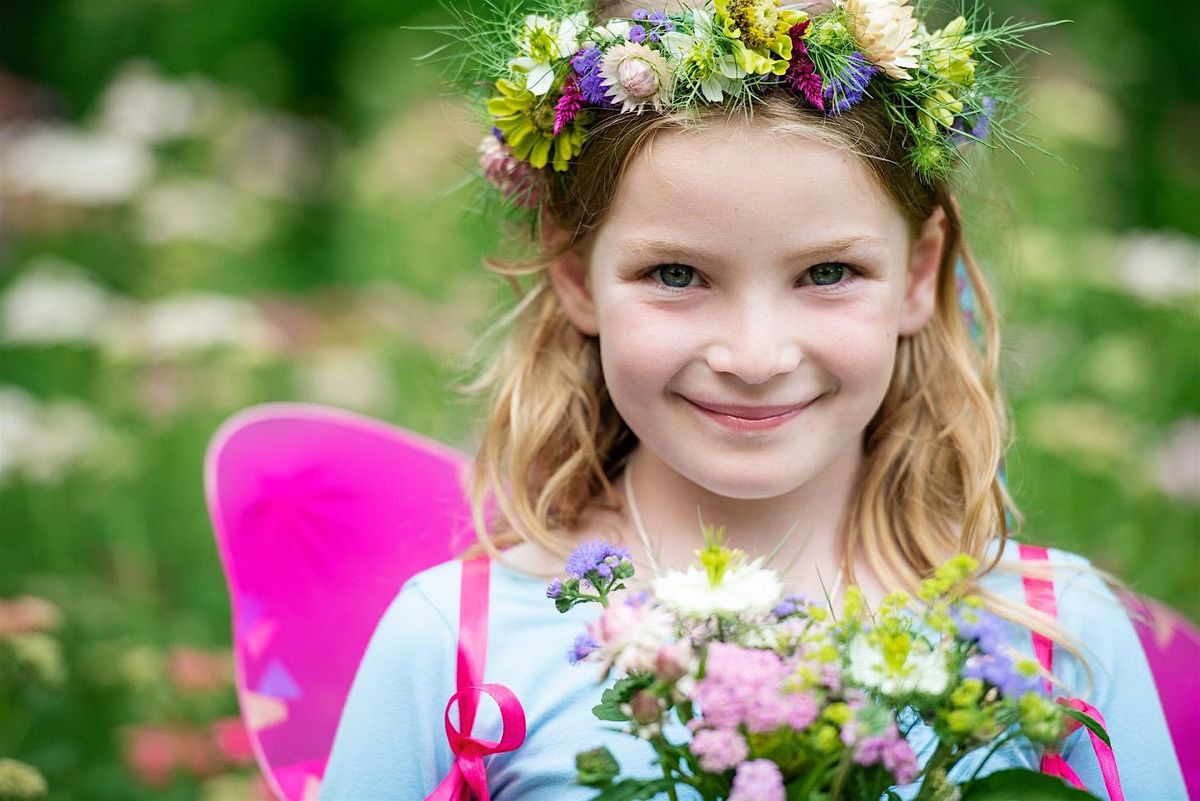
[430,0,1055,209]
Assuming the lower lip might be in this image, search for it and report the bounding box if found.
[684,397,817,433]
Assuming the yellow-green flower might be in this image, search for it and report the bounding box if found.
[920,87,965,134]
[922,16,976,86]
[487,77,586,172]
[714,0,806,75]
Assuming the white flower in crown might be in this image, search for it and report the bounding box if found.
[599,42,674,113]
[841,0,921,80]
[510,11,589,95]
[661,9,749,102]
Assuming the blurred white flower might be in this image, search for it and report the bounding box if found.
[847,634,950,696]
[216,111,323,200]
[1115,230,1200,303]
[97,60,206,144]
[137,179,269,246]
[651,561,783,619]
[1,257,121,345]
[293,346,394,413]
[0,386,108,485]
[1153,419,1200,504]
[103,292,283,361]
[0,124,152,204]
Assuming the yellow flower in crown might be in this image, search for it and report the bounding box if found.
[922,16,976,86]
[487,77,586,171]
[714,0,806,76]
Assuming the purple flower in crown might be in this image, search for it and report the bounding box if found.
[782,21,825,111]
[952,95,995,144]
[628,23,647,43]
[571,46,618,108]
[823,52,878,114]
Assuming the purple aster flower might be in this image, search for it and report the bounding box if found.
[648,11,674,30]
[951,605,1008,653]
[632,8,648,19]
[565,540,633,582]
[628,23,646,43]
[553,72,585,135]
[823,52,878,115]
[963,652,1045,697]
[568,631,600,664]
[782,21,825,112]
[546,578,563,599]
[952,95,995,144]
[772,592,812,619]
[570,46,618,108]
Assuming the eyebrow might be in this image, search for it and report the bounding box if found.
[616,235,889,261]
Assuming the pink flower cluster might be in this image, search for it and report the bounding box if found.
[689,642,819,733]
[842,719,920,785]
[124,717,255,788]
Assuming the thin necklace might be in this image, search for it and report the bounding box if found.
[621,461,846,602]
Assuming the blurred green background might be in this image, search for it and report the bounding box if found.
[0,0,1197,798]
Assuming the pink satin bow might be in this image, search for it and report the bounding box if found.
[427,683,527,801]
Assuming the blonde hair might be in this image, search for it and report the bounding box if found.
[462,86,1103,689]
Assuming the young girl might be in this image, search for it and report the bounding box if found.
[318,0,1189,797]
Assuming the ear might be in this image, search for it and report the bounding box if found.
[544,218,599,337]
[898,205,948,336]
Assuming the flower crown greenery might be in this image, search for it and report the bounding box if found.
[420,0,1060,210]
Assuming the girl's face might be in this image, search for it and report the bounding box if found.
[551,122,945,500]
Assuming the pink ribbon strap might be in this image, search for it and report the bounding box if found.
[425,557,527,801]
[1018,543,1124,800]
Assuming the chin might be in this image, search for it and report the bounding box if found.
[681,459,813,501]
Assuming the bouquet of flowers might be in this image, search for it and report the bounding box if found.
[546,526,1106,800]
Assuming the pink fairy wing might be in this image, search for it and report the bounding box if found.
[204,403,475,801]
[1119,591,1200,798]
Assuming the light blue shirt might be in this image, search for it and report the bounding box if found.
[320,540,1187,800]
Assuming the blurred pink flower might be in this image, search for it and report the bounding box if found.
[211,717,256,764]
[166,646,232,694]
[0,595,62,637]
[124,725,178,787]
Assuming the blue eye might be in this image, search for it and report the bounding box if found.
[653,264,695,288]
[809,263,849,286]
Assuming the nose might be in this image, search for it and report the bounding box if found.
[703,296,803,384]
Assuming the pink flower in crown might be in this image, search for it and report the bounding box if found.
[478,132,543,209]
[598,42,673,113]
[783,20,825,111]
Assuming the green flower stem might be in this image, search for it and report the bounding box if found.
[914,739,955,801]
[965,729,1018,785]
[650,734,681,801]
[829,747,855,801]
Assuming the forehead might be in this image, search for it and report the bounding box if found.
[592,123,910,257]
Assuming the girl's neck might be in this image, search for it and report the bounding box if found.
[617,442,866,593]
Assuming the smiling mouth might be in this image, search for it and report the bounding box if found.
[682,397,818,420]
[680,395,820,433]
